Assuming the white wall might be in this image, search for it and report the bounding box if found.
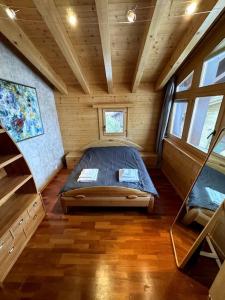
[0,41,64,190]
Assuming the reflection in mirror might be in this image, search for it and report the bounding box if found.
[171,128,225,267]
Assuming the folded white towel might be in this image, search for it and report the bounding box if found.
[77,168,99,182]
[119,169,139,182]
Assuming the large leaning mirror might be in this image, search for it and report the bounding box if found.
[171,128,225,268]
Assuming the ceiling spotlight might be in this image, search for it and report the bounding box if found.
[67,9,77,26]
[185,1,197,16]
[127,6,137,23]
[5,7,17,20]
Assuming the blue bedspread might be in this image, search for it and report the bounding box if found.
[60,146,158,196]
[188,165,225,211]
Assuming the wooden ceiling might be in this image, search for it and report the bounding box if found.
[1,0,225,94]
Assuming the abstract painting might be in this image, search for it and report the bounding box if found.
[0,79,44,142]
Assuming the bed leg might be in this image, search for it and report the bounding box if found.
[147,198,154,214]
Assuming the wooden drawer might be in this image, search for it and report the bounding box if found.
[24,204,45,238]
[0,231,14,263]
[0,233,26,281]
[27,196,42,218]
[10,211,28,240]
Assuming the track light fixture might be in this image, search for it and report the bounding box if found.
[127,5,137,23]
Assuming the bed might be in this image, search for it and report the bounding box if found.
[59,146,158,213]
[182,165,225,226]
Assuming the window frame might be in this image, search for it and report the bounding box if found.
[176,71,194,92]
[102,108,127,137]
[186,95,224,153]
[167,99,189,140]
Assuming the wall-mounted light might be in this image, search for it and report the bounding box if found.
[5,7,17,20]
[185,1,197,16]
[67,8,77,26]
[127,5,137,23]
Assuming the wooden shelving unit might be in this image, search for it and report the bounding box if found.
[0,174,33,207]
[0,124,45,282]
[0,128,5,134]
[0,154,23,169]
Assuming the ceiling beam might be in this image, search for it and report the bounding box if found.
[132,0,166,93]
[0,5,67,95]
[155,0,225,91]
[95,0,113,93]
[33,0,91,94]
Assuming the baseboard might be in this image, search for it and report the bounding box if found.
[161,167,186,200]
[39,163,63,192]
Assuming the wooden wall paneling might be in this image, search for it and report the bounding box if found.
[156,0,225,90]
[95,0,113,93]
[33,0,91,94]
[0,2,67,94]
[55,84,162,153]
[162,139,203,199]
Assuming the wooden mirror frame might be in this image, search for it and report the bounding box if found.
[170,127,225,268]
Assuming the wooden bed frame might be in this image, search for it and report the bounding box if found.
[60,186,154,214]
[59,138,155,214]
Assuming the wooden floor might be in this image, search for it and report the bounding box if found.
[0,169,211,299]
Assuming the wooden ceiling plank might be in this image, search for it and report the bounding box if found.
[132,0,167,93]
[155,0,225,91]
[33,0,91,94]
[0,4,67,95]
[95,0,113,93]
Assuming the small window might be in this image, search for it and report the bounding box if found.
[200,39,225,87]
[187,96,223,152]
[176,71,194,92]
[169,101,188,138]
[103,109,126,135]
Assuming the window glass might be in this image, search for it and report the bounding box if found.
[200,39,225,87]
[187,96,223,152]
[176,72,194,92]
[104,111,124,134]
[169,101,188,138]
[213,134,225,157]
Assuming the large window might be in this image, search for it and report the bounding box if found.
[187,96,223,152]
[169,101,188,138]
[200,39,225,87]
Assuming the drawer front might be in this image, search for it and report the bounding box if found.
[0,234,26,281]
[27,196,42,218]
[24,205,45,238]
[0,231,14,263]
[11,211,28,239]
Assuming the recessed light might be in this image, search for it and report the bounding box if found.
[5,7,17,20]
[67,9,77,26]
[185,1,197,16]
[127,9,136,23]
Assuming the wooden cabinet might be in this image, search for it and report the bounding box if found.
[66,151,82,169]
[0,124,45,282]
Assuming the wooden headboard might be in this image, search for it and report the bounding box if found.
[80,138,143,151]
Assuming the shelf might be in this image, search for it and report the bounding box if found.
[0,175,32,207]
[0,154,23,169]
[0,193,39,236]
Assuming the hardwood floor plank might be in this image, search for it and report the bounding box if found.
[0,168,211,300]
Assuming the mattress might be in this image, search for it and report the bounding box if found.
[60,146,158,196]
[188,165,225,211]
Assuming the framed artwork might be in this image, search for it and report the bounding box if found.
[0,78,44,142]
